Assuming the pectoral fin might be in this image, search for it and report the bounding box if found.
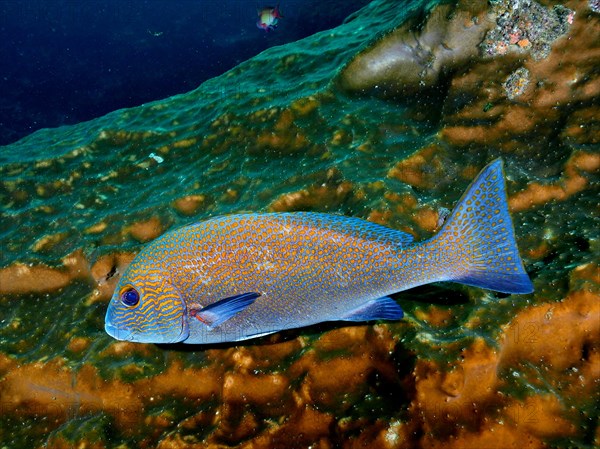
[190,292,260,328]
[340,296,404,322]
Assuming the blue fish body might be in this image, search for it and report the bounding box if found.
[105,159,533,344]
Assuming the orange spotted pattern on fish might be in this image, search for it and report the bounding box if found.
[105,159,533,344]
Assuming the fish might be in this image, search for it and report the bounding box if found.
[105,159,533,345]
[257,4,283,32]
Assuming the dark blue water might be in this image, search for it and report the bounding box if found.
[0,0,370,146]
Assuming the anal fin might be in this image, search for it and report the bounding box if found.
[190,292,260,328]
[340,296,403,322]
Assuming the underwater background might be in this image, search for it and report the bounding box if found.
[0,0,598,448]
[0,0,371,146]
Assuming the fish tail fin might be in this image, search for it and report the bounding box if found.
[435,159,533,294]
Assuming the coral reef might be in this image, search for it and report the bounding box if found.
[480,0,575,60]
[503,67,531,100]
[0,0,598,448]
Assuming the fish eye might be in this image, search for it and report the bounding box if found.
[120,287,140,307]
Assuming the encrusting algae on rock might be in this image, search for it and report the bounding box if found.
[480,0,575,60]
[0,0,599,448]
[503,67,531,100]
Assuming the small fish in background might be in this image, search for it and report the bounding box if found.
[105,159,534,345]
[257,4,283,32]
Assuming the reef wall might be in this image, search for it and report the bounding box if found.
[0,0,598,448]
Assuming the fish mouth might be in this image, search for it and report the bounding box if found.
[105,322,133,341]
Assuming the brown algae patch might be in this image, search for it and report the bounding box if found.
[290,95,320,116]
[268,181,354,212]
[499,289,599,373]
[67,337,92,353]
[414,305,456,328]
[413,207,440,233]
[0,250,89,294]
[268,168,355,212]
[89,252,137,302]
[411,287,599,447]
[509,151,600,212]
[31,232,69,253]
[172,194,209,216]
[0,355,221,434]
[126,217,164,243]
[255,108,313,155]
[387,144,446,189]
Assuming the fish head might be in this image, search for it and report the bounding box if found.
[105,268,189,344]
